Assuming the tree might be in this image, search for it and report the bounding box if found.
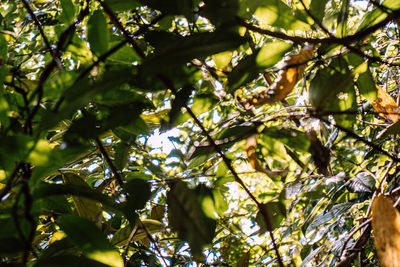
[1,0,400,265]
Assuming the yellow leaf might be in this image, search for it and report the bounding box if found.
[372,195,400,267]
[370,85,399,122]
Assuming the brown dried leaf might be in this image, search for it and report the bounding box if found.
[372,194,400,267]
[245,134,264,172]
[371,85,399,122]
[242,45,315,108]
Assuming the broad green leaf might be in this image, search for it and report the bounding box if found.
[141,30,246,73]
[167,181,217,256]
[87,10,109,55]
[228,42,292,93]
[309,59,356,128]
[212,51,233,69]
[357,70,378,102]
[164,86,193,130]
[107,42,141,65]
[261,127,310,152]
[346,53,377,102]
[256,201,286,232]
[377,118,400,140]
[58,215,124,267]
[63,173,103,224]
[358,0,400,30]
[202,0,239,26]
[238,0,264,18]
[59,0,75,24]
[113,142,130,170]
[111,219,164,246]
[255,41,292,68]
[33,183,137,222]
[254,0,310,30]
[32,195,71,215]
[215,125,255,140]
[105,0,140,12]
[0,134,32,173]
[190,94,219,116]
[124,179,151,211]
[30,145,88,184]
[309,0,329,21]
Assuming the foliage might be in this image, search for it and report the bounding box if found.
[1,0,400,266]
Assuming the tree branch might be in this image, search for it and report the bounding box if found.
[236,8,400,45]
[99,4,284,265]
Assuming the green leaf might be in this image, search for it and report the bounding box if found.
[256,41,293,68]
[228,41,292,93]
[35,255,111,267]
[309,59,356,128]
[212,51,233,69]
[87,10,109,55]
[190,94,219,116]
[377,119,400,139]
[33,183,137,222]
[30,146,88,184]
[346,53,377,102]
[164,86,193,130]
[32,195,71,215]
[58,215,124,267]
[124,179,151,211]
[63,173,103,224]
[105,0,140,12]
[215,125,255,140]
[113,142,130,170]
[59,0,75,24]
[254,0,310,30]
[261,127,310,152]
[142,30,246,73]
[358,0,400,30]
[238,0,264,18]
[167,181,217,256]
[107,43,141,65]
[202,0,239,26]
[256,201,286,231]
[309,0,329,21]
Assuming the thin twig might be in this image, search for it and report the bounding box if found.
[138,219,168,266]
[95,138,124,186]
[98,1,145,59]
[315,116,399,161]
[21,0,61,69]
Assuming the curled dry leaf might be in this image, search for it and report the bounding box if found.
[245,134,287,178]
[242,45,316,109]
[372,194,400,267]
[370,85,399,122]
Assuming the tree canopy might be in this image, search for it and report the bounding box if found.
[1,0,400,266]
